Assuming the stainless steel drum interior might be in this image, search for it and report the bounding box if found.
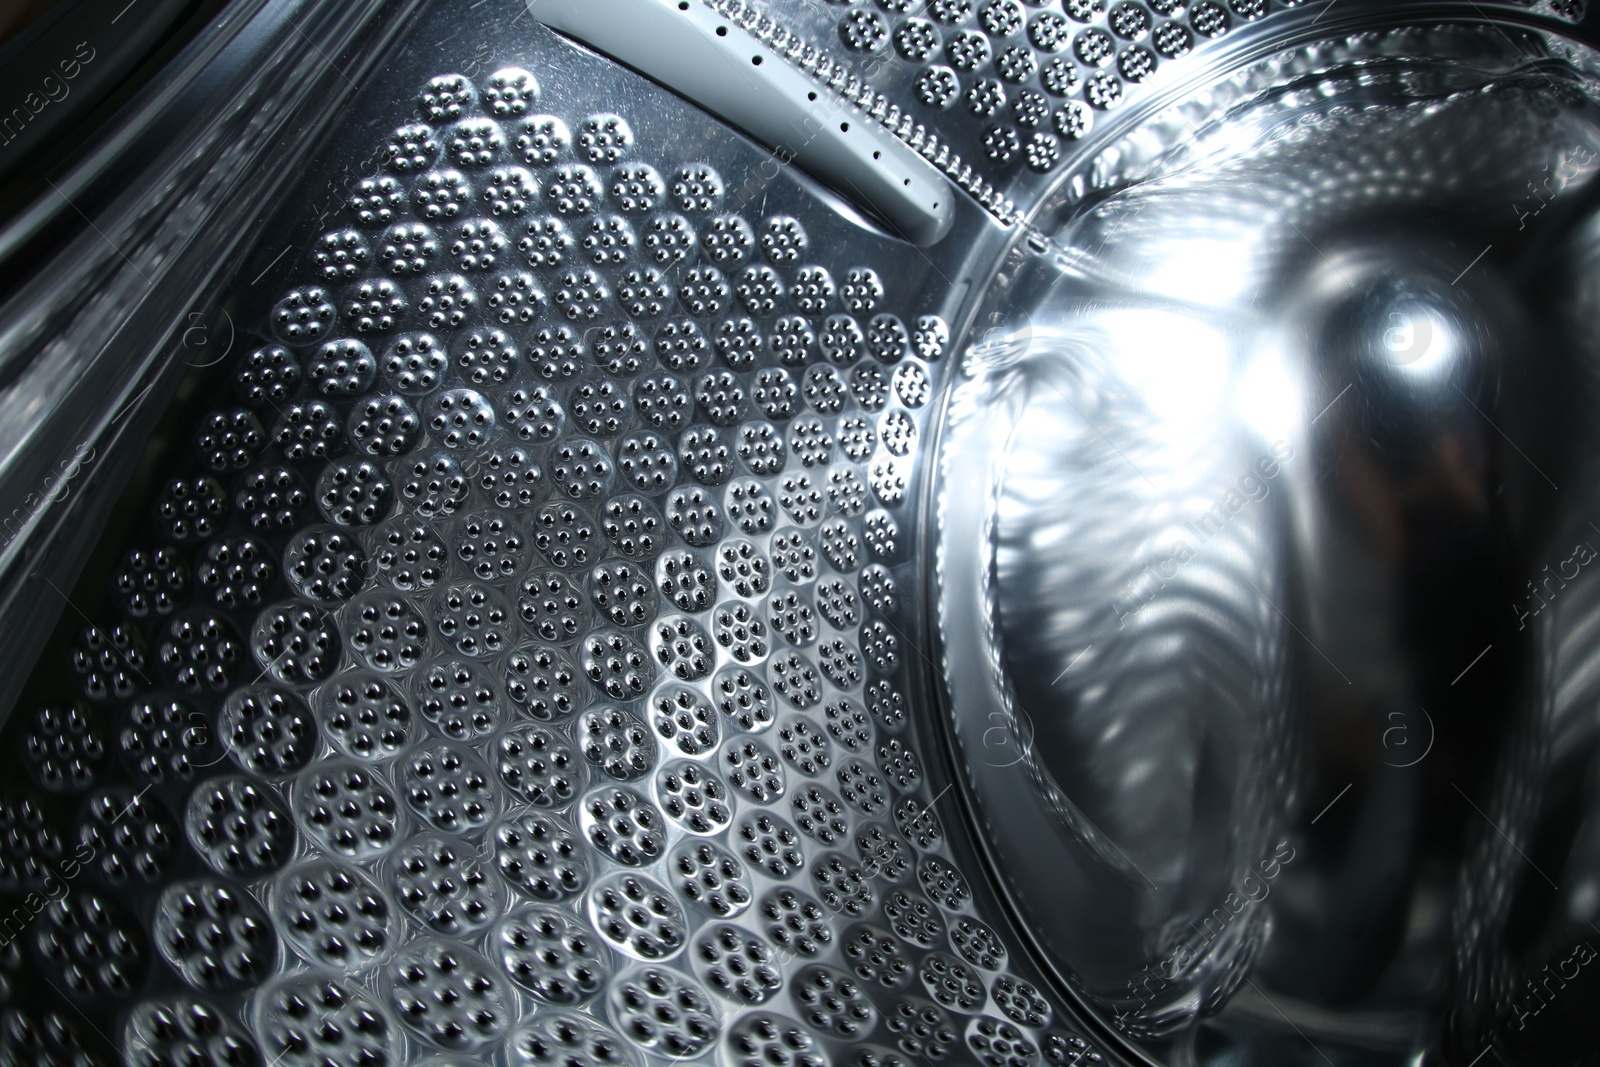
[2,1,1599,1065]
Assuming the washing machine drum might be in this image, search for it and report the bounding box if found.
[1,1,1599,1065]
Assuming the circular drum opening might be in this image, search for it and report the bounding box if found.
[934,17,1600,1065]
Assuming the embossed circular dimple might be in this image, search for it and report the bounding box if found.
[452,511,525,581]
[413,165,470,221]
[792,962,878,1038]
[504,642,587,720]
[308,338,378,397]
[424,388,495,451]
[382,332,448,394]
[309,453,388,525]
[121,696,213,785]
[894,795,944,850]
[825,579,864,630]
[393,833,501,935]
[448,217,502,271]
[400,452,469,518]
[589,559,655,625]
[654,760,731,834]
[195,407,265,472]
[476,446,542,509]
[722,736,785,804]
[652,317,706,372]
[791,782,850,846]
[723,1010,827,1067]
[483,66,537,115]
[670,163,722,214]
[826,697,873,752]
[607,965,718,1057]
[21,702,103,793]
[113,544,188,619]
[455,326,518,383]
[595,321,652,376]
[433,580,513,657]
[186,774,292,877]
[857,822,913,884]
[222,683,317,776]
[420,74,473,122]
[497,904,609,1005]
[884,996,959,1061]
[509,1011,640,1067]
[838,757,889,817]
[345,278,407,332]
[275,857,394,968]
[534,500,599,569]
[919,854,973,911]
[722,480,773,540]
[498,724,584,808]
[767,649,821,710]
[236,345,300,406]
[880,887,942,951]
[697,214,751,272]
[0,794,65,893]
[123,995,260,1067]
[642,212,695,268]
[402,741,497,834]
[369,519,443,595]
[779,717,835,781]
[777,471,826,526]
[841,923,913,991]
[651,551,709,618]
[634,371,691,433]
[821,314,865,364]
[788,415,834,469]
[915,65,962,108]
[579,704,656,783]
[968,1015,1039,1067]
[74,620,149,702]
[345,589,430,673]
[271,286,336,343]
[616,432,677,494]
[255,973,394,1067]
[992,973,1052,1027]
[197,537,273,611]
[691,923,780,1008]
[610,163,663,214]
[352,173,406,225]
[155,475,228,542]
[256,979,396,1067]
[716,540,769,599]
[35,889,146,999]
[582,629,652,700]
[416,272,478,334]
[494,808,587,901]
[416,657,500,739]
[675,428,732,489]
[545,164,602,216]
[446,116,504,167]
[733,809,804,879]
[388,938,509,1049]
[294,759,399,859]
[705,665,769,735]
[551,437,614,498]
[660,834,749,921]
[812,850,877,916]
[250,598,340,684]
[920,950,985,1012]
[153,877,275,991]
[588,871,686,961]
[602,494,664,559]
[643,687,714,762]
[648,613,714,682]
[581,785,666,865]
[77,787,176,886]
[283,525,365,603]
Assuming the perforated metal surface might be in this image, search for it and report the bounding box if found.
[9,0,1600,1065]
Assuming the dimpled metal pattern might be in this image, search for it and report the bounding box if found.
[0,3,1112,1066]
